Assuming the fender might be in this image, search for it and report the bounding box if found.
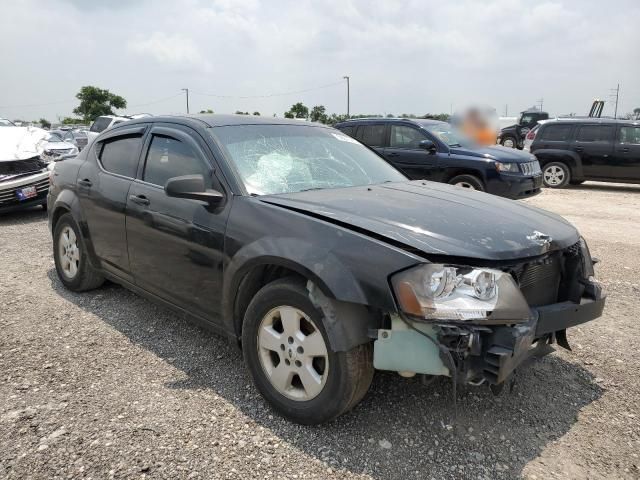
[536,149,584,179]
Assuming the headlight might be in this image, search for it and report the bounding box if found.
[391,264,530,322]
[579,237,595,278]
[495,161,519,173]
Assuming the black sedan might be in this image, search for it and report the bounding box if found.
[48,115,605,424]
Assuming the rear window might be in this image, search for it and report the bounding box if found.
[539,124,572,141]
[338,125,356,137]
[576,125,613,142]
[356,124,385,147]
[90,117,112,133]
[98,135,142,178]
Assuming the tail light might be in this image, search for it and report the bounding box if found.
[526,128,537,140]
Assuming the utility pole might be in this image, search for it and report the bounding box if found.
[504,104,508,117]
[342,76,350,117]
[181,88,190,114]
[610,84,620,119]
[537,98,544,112]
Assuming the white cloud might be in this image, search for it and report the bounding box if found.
[127,32,212,72]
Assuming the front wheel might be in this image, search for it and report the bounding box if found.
[242,278,373,424]
[501,136,517,148]
[542,162,571,188]
[448,174,485,192]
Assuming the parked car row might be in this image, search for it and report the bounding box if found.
[335,117,543,199]
[46,114,605,424]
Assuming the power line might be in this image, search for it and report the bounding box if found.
[190,80,344,99]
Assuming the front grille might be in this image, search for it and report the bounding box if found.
[510,241,583,307]
[0,177,49,206]
[519,160,542,176]
[0,157,47,178]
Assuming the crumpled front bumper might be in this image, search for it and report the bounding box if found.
[480,294,605,385]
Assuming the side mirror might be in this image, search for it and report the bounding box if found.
[165,174,224,207]
[419,139,437,154]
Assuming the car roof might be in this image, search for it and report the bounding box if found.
[336,117,447,127]
[541,117,639,126]
[117,114,331,129]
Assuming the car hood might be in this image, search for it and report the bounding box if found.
[449,144,535,163]
[0,126,48,161]
[260,181,579,261]
[42,140,76,150]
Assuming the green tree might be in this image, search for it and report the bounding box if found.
[253,111,261,116]
[234,110,249,115]
[199,109,214,114]
[61,117,84,125]
[72,86,126,123]
[310,105,327,123]
[38,118,51,129]
[284,111,294,119]
[325,113,349,126]
[286,102,309,119]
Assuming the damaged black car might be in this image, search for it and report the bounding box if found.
[47,115,605,424]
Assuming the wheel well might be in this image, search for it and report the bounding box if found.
[233,265,308,338]
[51,206,70,231]
[442,169,484,184]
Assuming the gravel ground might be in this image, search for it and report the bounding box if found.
[1,182,639,479]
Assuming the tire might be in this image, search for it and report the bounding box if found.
[542,162,571,188]
[53,213,104,292]
[501,136,517,148]
[448,174,485,192]
[242,277,373,424]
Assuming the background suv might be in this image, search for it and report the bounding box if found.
[529,118,640,188]
[335,118,542,199]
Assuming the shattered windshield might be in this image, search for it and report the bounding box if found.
[210,124,406,195]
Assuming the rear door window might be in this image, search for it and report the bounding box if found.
[356,124,386,147]
[539,124,572,141]
[576,125,613,143]
[618,126,640,144]
[143,135,211,188]
[98,135,143,178]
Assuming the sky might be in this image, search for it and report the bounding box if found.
[1,0,638,122]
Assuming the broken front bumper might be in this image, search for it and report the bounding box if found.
[374,293,605,386]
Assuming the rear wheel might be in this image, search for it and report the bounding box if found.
[53,213,104,291]
[448,174,485,192]
[542,162,570,188]
[242,278,373,424]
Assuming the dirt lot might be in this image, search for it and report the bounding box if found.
[1,182,639,479]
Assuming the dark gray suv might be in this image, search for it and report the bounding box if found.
[529,118,640,187]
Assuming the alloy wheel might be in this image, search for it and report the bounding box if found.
[502,138,515,148]
[454,181,476,190]
[257,306,329,401]
[58,226,80,279]
[543,165,566,186]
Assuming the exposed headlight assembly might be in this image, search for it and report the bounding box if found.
[391,264,530,323]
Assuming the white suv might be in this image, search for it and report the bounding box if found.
[87,114,152,143]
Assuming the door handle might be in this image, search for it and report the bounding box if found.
[386,152,399,157]
[573,147,584,152]
[620,147,630,153]
[129,194,150,206]
[77,178,92,187]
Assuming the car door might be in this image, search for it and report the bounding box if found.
[76,125,148,282]
[384,124,438,180]
[572,124,614,178]
[610,125,640,181]
[125,124,229,321]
